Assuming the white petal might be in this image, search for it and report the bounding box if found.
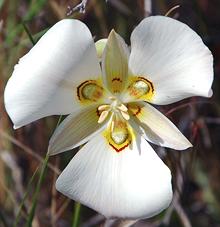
[4,19,101,128]
[48,105,107,155]
[56,133,172,219]
[95,38,107,59]
[102,30,130,94]
[129,16,213,105]
[128,102,192,150]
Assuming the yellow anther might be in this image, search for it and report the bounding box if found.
[98,104,110,111]
[98,110,109,124]
[117,104,128,112]
[109,96,116,101]
[120,111,130,121]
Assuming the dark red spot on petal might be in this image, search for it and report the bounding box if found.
[109,142,130,152]
[112,77,123,83]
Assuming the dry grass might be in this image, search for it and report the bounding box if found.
[0,0,220,226]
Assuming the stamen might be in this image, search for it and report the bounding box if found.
[117,104,128,112]
[120,111,130,121]
[109,96,116,101]
[98,110,109,124]
[98,104,110,111]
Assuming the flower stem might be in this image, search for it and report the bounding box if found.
[72,202,81,227]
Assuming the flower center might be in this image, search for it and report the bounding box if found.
[98,97,130,145]
[97,97,129,124]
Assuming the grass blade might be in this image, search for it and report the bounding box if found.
[13,167,39,227]
[25,115,63,227]
[22,22,36,46]
[25,154,49,227]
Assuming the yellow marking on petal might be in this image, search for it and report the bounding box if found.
[111,117,115,132]
[77,79,104,104]
[111,130,128,144]
[103,117,134,152]
[127,102,142,117]
[111,77,123,93]
[126,76,154,102]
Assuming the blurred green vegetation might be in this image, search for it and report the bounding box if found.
[0,0,220,226]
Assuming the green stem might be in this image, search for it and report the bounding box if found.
[72,202,81,227]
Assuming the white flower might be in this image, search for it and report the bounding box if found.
[4,16,213,219]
